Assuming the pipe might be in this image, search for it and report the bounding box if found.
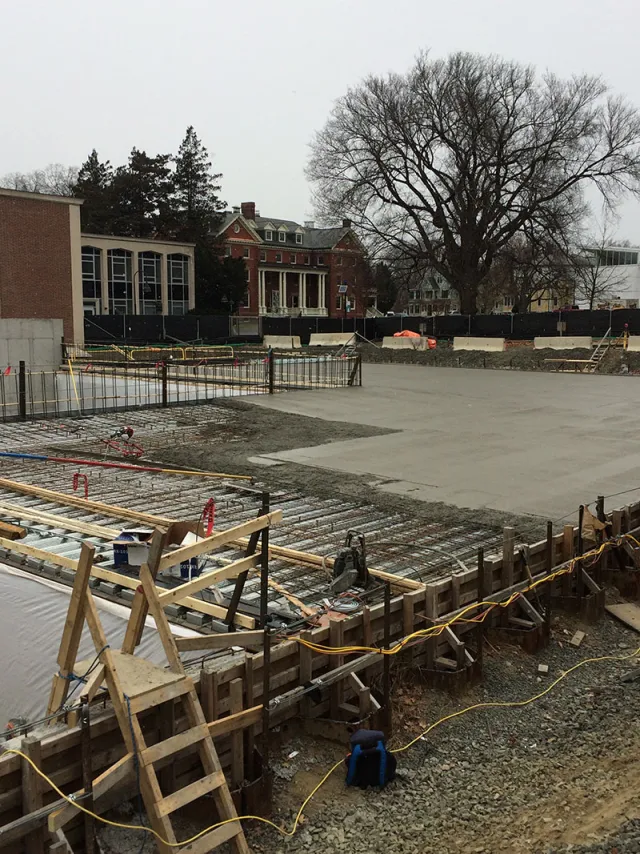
[0,451,252,481]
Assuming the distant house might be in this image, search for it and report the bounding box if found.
[406,269,459,316]
[575,245,640,309]
[216,202,374,317]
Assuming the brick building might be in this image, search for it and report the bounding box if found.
[0,188,195,345]
[0,188,84,344]
[217,202,372,317]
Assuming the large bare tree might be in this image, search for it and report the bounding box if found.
[1,163,78,196]
[308,52,640,313]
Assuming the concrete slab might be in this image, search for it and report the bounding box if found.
[453,337,505,352]
[534,336,592,350]
[382,336,429,350]
[308,333,356,347]
[248,363,640,518]
[263,335,301,349]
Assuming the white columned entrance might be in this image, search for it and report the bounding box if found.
[300,272,307,311]
[258,270,266,314]
[279,271,286,312]
[318,273,326,310]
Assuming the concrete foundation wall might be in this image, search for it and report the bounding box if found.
[308,333,355,346]
[534,336,593,350]
[453,337,505,352]
[0,318,64,367]
[263,335,301,350]
[626,337,640,352]
[382,336,429,350]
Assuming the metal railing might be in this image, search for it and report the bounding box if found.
[0,354,362,422]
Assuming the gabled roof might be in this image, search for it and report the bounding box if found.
[216,212,262,242]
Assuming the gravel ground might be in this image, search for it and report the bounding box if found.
[246,608,640,854]
[358,342,640,375]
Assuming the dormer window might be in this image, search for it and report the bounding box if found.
[265,230,273,241]
[296,233,303,245]
[279,231,286,243]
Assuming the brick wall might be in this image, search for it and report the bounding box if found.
[0,194,75,341]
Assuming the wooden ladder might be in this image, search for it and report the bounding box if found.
[47,541,250,854]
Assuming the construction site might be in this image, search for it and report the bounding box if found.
[2,342,640,854]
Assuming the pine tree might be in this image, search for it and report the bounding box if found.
[172,126,224,242]
[110,148,174,238]
[73,150,115,233]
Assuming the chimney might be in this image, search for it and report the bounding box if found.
[342,218,352,228]
[232,206,240,213]
[304,220,315,229]
[241,201,256,220]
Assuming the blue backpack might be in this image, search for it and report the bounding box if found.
[345,729,396,789]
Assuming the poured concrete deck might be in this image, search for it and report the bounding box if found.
[249,363,640,518]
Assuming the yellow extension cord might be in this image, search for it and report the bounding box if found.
[3,534,638,847]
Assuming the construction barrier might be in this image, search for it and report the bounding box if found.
[382,336,430,350]
[308,333,356,347]
[534,336,593,350]
[453,337,506,352]
[263,335,301,350]
[625,336,640,351]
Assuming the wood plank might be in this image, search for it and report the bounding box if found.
[158,554,260,606]
[605,602,640,633]
[128,679,193,716]
[156,770,225,817]
[207,706,262,740]
[48,754,134,833]
[141,725,210,766]
[157,512,282,573]
[176,822,242,854]
[0,518,26,539]
[518,595,544,626]
[174,631,264,652]
[139,564,184,674]
[22,737,45,854]
[176,595,255,630]
[122,530,166,655]
[0,501,119,539]
[229,679,244,787]
[0,478,174,527]
[231,537,424,591]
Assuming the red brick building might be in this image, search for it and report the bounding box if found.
[0,188,84,344]
[217,202,373,317]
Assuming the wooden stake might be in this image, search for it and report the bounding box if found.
[21,737,45,854]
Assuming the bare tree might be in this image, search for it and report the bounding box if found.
[1,163,78,196]
[568,222,629,309]
[308,51,640,313]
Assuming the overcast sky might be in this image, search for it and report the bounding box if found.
[1,0,639,237]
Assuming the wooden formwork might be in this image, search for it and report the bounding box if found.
[2,499,640,853]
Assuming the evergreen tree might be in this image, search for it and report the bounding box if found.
[172,126,224,242]
[110,148,174,238]
[73,150,115,233]
[194,256,248,314]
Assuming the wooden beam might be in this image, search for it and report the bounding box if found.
[174,631,265,652]
[0,518,26,539]
[158,554,260,606]
[231,537,424,592]
[0,501,119,539]
[207,705,262,740]
[0,478,174,527]
[157,512,282,573]
[48,753,134,833]
[22,737,45,854]
[229,679,244,786]
[122,530,166,654]
[46,543,95,719]
[139,563,185,675]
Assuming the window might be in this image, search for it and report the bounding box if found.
[599,249,639,266]
[275,253,282,263]
[81,246,101,309]
[246,267,251,282]
[336,256,343,266]
[537,298,542,306]
[243,247,250,258]
[107,249,133,314]
[138,251,162,314]
[291,253,297,264]
[425,290,433,300]
[243,289,250,308]
[225,246,232,256]
[441,290,449,299]
[336,294,343,310]
[296,233,303,245]
[278,231,286,243]
[318,255,325,265]
[503,295,514,307]
[233,224,240,234]
[265,230,273,241]
[167,254,189,315]
[260,251,267,262]
[305,255,310,265]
